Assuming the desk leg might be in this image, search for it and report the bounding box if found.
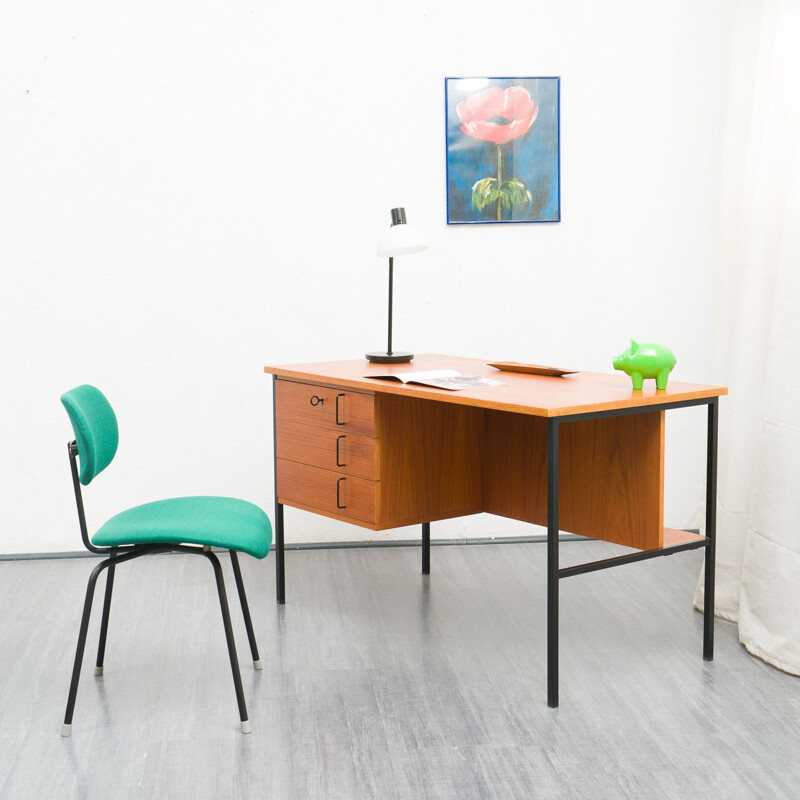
[275,502,285,605]
[421,522,431,575]
[272,376,286,605]
[703,398,719,660]
[547,418,560,708]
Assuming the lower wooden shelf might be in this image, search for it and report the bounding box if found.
[662,527,705,548]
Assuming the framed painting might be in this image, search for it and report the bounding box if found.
[445,76,560,224]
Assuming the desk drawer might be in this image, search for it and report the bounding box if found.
[276,419,377,480]
[277,459,377,524]
[276,379,375,436]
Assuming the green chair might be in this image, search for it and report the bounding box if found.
[60,385,271,736]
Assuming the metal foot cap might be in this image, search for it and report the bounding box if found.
[253,659,262,670]
[61,724,72,737]
[240,720,251,734]
[94,666,104,676]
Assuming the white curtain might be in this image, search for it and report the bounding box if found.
[694,0,800,675]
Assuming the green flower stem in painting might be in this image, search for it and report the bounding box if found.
[470,147,533,220]
[496,146,503,221]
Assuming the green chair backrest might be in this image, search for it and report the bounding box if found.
[61,385,119,485]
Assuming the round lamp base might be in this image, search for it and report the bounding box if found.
[365,351,414,364]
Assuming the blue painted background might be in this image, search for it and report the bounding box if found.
[445,77,560,224]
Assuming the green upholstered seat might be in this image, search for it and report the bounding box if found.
[92,496,271,558]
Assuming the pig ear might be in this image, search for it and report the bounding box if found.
[630,338,639,353]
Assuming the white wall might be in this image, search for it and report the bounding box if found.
[0,0,734,553]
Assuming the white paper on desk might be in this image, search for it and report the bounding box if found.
[367,369,505,391]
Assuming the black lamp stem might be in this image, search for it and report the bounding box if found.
[387,257,394,356]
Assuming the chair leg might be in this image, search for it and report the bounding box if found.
[94,552,117,676]
[205,551,250,733]
[229,550,261,670]
[62,558,111,736]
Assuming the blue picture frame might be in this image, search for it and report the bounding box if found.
[445,76,561,224]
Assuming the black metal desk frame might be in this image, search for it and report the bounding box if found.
[544,395,718,707]
[271,377,719,709]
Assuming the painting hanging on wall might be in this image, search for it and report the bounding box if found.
[445,76,560,224]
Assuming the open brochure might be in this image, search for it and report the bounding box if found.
[367,369,505,391]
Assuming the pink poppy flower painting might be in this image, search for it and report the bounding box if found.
[445,77,560,224]
[456,86,539,146]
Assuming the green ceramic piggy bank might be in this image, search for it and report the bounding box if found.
[613,339,677,390]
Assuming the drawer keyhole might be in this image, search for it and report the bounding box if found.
[309,395,324,407]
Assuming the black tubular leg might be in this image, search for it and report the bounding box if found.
[272,376,286,605]
[704,398,719,660]
[421,522,430,575]
[547,418,560,709]
[62,546,166,736]
[205,551,249,731]
[62,558,110,734]
[229,550,261,668]
[275,502,285,605]
[95,550,117,674]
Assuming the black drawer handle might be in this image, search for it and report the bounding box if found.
[336,477,346,508]
[309,395,324,407]
[335,393,346,425]
[336,435,346,467]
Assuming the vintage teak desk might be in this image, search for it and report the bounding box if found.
[264,354,727,707]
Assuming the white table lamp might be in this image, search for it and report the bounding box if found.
[366,207,428,364]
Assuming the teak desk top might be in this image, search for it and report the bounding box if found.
[264,354,727,416]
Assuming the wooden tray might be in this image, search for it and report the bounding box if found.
[487,362,578,377]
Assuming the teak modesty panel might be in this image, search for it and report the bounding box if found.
[484,409,665,549]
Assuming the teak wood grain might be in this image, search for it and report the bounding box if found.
[275,378,375,436]
[276,419,378,481]
[267,357,726,548]
[275,381,484,530]
[484,410,665,549]
[265,354,727,418]
[663,527,705,547]
[276,459,377,524]
[375,393,484,528]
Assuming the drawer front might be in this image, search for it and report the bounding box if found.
[276,379,375,436]
[276,419,377,480]
[277,459,377,524]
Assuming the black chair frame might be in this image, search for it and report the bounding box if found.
[62,441,261,736]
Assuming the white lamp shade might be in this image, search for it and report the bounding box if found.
[377,223,428,258]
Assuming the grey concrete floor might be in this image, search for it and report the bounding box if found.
[1,540,798,799]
